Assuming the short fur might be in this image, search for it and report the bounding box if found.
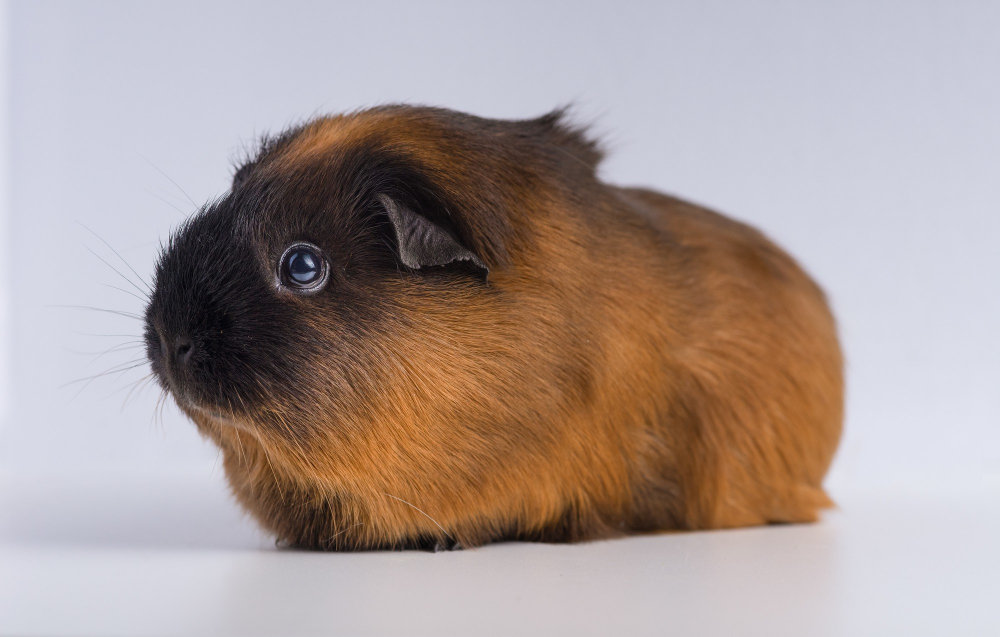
[144,105,843,550]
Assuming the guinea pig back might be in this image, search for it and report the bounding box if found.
[144,106,843,550]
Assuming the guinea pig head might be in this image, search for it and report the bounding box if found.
[144,107,611,549]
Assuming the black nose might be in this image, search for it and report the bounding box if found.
[174,337,194,365]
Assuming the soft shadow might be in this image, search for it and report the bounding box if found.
[0,470,270,551]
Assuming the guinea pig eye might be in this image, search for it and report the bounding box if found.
[278,242,329,293]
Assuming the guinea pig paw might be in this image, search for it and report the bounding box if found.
[431,538,464,553]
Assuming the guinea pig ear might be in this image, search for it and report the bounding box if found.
[378,194,488,274]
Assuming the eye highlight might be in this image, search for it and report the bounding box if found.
[278,242,329,293]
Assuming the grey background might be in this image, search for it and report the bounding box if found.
[1,0,998,492]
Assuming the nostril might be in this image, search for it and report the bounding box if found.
[175,337,194,364]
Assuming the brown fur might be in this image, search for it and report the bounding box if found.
[173,106,842,549]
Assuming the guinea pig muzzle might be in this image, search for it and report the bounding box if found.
[145,324,200,410]
[148,333,236,424]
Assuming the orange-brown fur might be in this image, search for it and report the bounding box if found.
[181,108,843,549]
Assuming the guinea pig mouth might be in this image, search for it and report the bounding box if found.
[150,343,222,419]
[177,394,255,433]
[148,337,257,434]
[154,371,231,424]
[156,367,198,412]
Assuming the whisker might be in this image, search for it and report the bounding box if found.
[138,153,199,209]
[82,245,149,299]
[78,222,153,293]
[151,389,167,430]
[235,391,283,503]
[156,389,164,431]
[211,448,222,477]
[233,428,252,496]
[108,373,155,408]
[143,187,191,217]
[133,375,158,408]
[156,390,168,434]
[49,305,142,321]
[157,389,172,430]
[326,522,364,548]
[101,283,149,304]
[72,331,142,338]
[382,493,453,541]
[64,342,144,356]
[65,360,148,402]
[62,363,147,388]
[87,342,146,365]
[107,372,154,405]
[261,445,285,505]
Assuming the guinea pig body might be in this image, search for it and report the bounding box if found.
[144,106,842,550]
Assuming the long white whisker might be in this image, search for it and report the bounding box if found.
[137,153,199,208]
[82,245,149,298]
[327,522,364,547]
[50,305,142,320]
[143,187,190,217]
[78,221,154,293]
[102,283,148,303]
[382,493,453,541]
[62,359,148,389]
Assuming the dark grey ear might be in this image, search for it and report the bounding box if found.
[378,194,488,273]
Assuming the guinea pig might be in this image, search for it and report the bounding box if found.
[144,105,843,550]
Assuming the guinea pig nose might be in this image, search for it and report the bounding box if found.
[174,337,194,365]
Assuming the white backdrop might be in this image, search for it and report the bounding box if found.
[2,0,998,492]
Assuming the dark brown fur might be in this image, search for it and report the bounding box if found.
[146,106,843,550]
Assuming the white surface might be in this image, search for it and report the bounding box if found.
[0,0,9,424]
[2,473,998,636]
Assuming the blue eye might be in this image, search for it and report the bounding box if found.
[279,242,328,292]
[289,250,319,282]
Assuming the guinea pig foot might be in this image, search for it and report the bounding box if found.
[430,537,463,553]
